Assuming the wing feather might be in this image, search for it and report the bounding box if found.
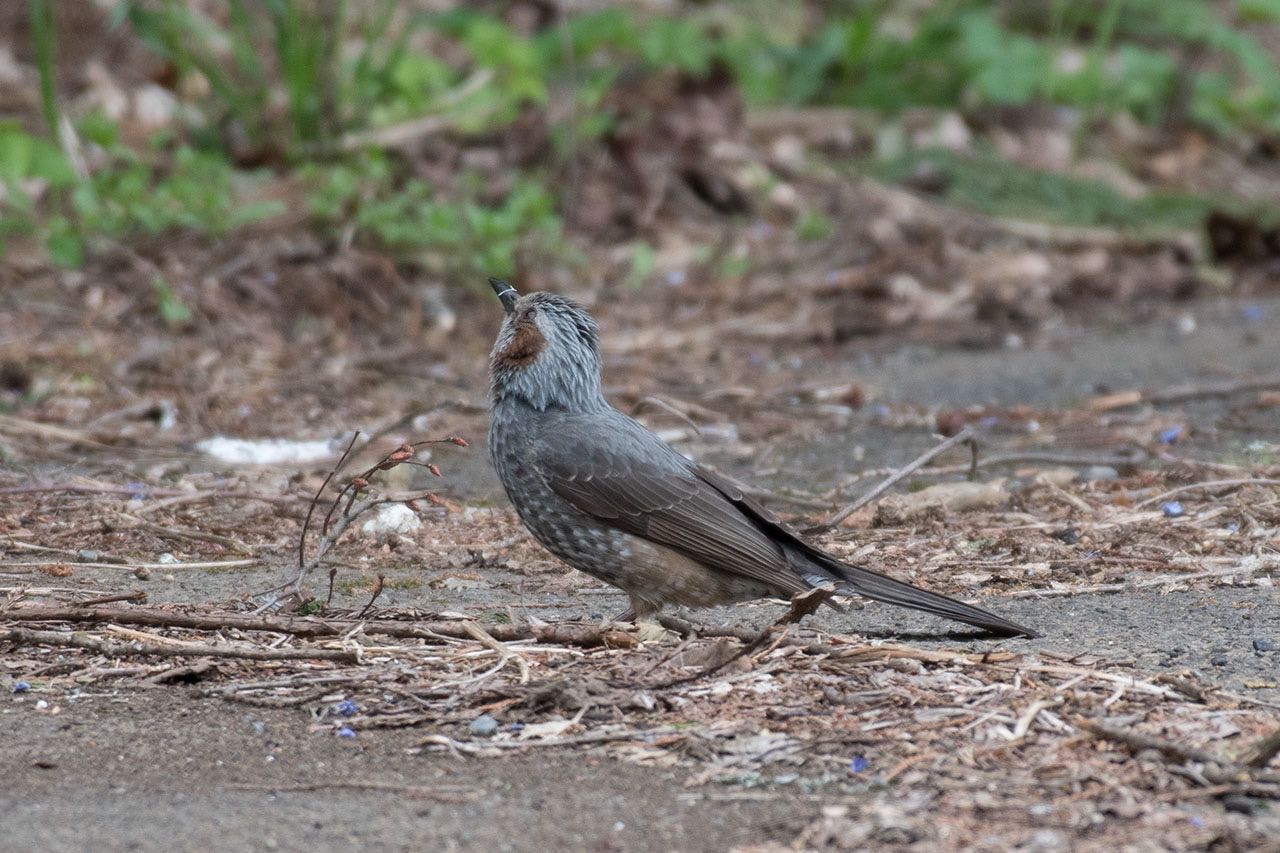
[534,415,808,596]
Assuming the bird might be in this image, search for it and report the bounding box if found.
[485,277,1037,638]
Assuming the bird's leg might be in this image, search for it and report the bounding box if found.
[617,596,680,643]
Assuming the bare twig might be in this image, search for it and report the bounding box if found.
[632,396,705,436]
[1076,718,1224,765]
[356,574,385,619]
[300,431,362,569]
[1,559,257,571]
[124,516,254,555]
[0,605,641,649]
[76,590,146,606]
[3,539,129,563]
[816,427,978,530]
[1242,726,1280,770]
[652,587,835,688]
[1090,374,1280,411]
[1133,478,1280,511]
[0,627,359,662]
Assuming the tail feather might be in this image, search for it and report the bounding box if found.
[829,559,1038,637]
[691,466,1038,638]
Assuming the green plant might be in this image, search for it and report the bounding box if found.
[151,274,193,327]
[1,117,282,266]
[305,155,561,280]
[29,0,62,149]
[795,209,833,242]
[119,0,446,156]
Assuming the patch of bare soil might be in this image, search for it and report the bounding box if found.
[4,263,1280,849]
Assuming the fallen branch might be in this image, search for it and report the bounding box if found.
[0,605,640,649]
[76,590,147,606]
[0,627,359,662]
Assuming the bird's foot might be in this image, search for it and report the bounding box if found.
[633,618,681,644]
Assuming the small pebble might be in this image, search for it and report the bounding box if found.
[157,553,179,565]
[13,681,30,694]
[469,714,499,737]
[1051,528,1079,545]
[1157,426,1182,445]
[848,755,870,773]
[76,549,99,563]
[1161,501,1184,518]
[1078,466,1118,482]
[1210,654,1229,667]
[1253,637,1277,653]
[1222,795,1258,815]
[35,699,48,710]
[134,567,151,580]
[336,726,356,738]
[334,699,359,717]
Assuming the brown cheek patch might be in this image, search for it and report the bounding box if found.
[494,317,545,369]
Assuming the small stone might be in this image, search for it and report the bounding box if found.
[1222,795,1258,815]
[1253,637,1277,653]
[76,549,100,563]
[13,681,30,693]
[1161,501,1185,518]
[157,553,179,565]
[360,503,421,537]
[133,566,151,580]
[1051,528,1080,545]
[469,714,499,737]
[336,726,356,738]
[1078,466,1118,482]
[1210,654,1229,666]
[334,699,359,717]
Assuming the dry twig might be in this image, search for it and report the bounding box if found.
[816,427,978,531]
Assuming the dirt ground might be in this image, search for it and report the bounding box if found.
[4,281,1280,850]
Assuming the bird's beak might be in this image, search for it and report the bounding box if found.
[489,277,519,315]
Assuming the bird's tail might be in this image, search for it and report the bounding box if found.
[801,551,1038,637]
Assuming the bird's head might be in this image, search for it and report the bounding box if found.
[487,278,604,411]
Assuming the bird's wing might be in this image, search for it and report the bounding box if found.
[532,412,810,596]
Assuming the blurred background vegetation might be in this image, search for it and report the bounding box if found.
[2,0,1279,284]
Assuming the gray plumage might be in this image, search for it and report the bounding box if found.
[486,278,1037,637]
